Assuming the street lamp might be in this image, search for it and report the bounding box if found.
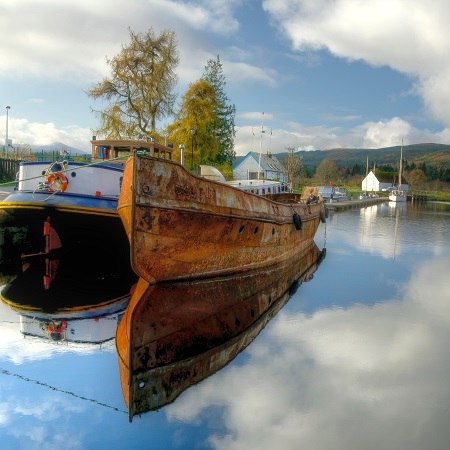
[190,127,196,170]
[5,105,10,157]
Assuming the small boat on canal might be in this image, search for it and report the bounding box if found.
[116,242,326,421]
[118,142,326,283]
[0,138,170,264]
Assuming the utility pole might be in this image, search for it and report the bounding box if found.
[5,105,11,157]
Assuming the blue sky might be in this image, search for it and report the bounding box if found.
[1,0,450,155]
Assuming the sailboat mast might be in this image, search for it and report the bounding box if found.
[399,142,403,188]
[257,112,264,181]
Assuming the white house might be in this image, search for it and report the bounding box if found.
[362,170,408,192]
[233,151,287,182]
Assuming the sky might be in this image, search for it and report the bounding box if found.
[1,0,450,156]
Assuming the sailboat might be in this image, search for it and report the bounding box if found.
[389,143,407,202]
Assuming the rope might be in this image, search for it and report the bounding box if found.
[0,317,120,324]
[0,154,131,187]
[0,367,127,414]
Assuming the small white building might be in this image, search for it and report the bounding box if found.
[362,170,408,192]
[233,151,287,182]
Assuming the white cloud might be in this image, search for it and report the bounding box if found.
[263,0,450,127]
[360,117,412,148]
[166,257,450,449]
[225,62,278,86]
[1,117,92,151]
[0,0,244,83]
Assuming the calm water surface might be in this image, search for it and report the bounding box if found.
[0,201,449,450]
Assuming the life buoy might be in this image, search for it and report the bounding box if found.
[293,212,302,230]
[47,172,68,192]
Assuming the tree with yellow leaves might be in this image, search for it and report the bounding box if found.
[88,28,179,140]
[167,79,221,170]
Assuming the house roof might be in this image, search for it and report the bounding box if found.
[235,151,285,172]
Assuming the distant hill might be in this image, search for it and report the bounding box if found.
[236,143,450,170]
[29,142,88,155]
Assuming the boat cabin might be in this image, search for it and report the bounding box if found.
[91,138,173,164]
[227,178,290,195]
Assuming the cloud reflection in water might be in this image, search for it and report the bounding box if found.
[166,257,450,450]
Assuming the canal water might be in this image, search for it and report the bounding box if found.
[0,201,449,450]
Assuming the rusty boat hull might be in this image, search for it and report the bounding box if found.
[116,242,325,420]
[118,153,325,283]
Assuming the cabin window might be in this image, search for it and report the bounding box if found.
[239,225,245,234]
[254,226,259,234]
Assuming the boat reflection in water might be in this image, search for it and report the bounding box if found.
[117,242,326,421]
[0,212,137,345]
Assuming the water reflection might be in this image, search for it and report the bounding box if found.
[327,201,448,260]
[1,202,448,449]
[165,255,450,450]
[0,215,326,423]
[117,243,325,421]
[0,215,137,348]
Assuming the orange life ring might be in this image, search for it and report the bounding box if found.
[47,172,68,192]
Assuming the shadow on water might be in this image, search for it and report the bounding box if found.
[0,213,326,420]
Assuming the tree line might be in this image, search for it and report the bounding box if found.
[280,156,449,191]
